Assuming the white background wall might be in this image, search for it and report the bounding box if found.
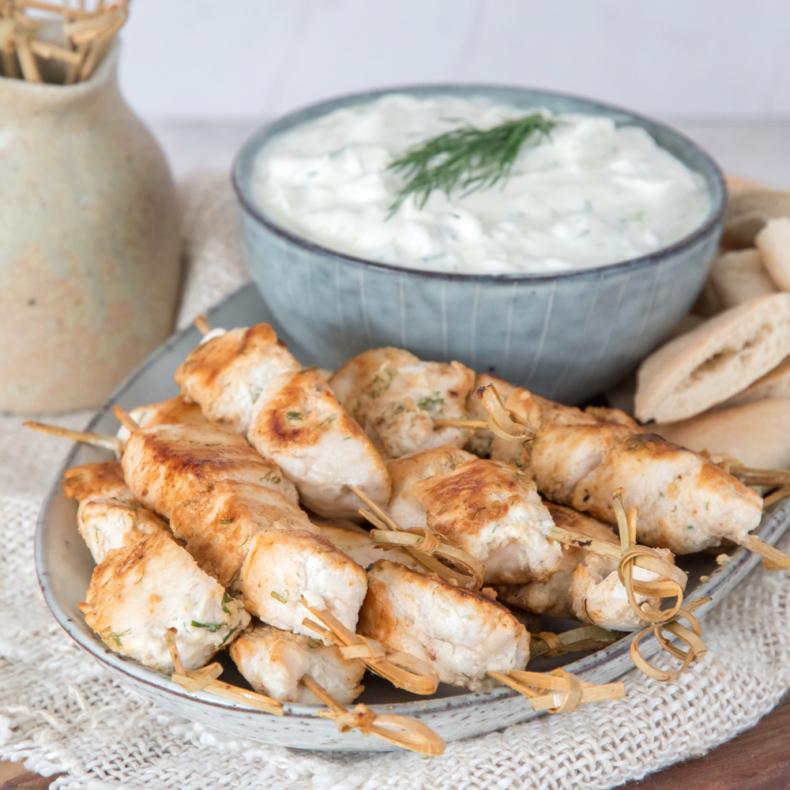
[118,0,789,123]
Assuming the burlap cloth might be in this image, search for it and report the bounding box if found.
[2,172,789,790]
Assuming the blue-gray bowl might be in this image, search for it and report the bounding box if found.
[232,85,726,404]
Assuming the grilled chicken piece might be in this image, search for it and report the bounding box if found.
[359,560,530,690]
[240,530,368,643]
[230,622,365,704]
[506,389,764,554]
[411,459,561,585]
[121,422,298,519]
[329,347,475,460]
[496,502,669,631]
[117,395,207,444]
[318,524,422,571]
[464,373,517,458]
[570,547,672,632]
[81,531,249,673]
[247,367,391,518]
[170,481,318,591]
[495,502,619,619]
[63,462,165,563]
[388,445,476,529]
[571,433,763,554]
[175,324,301,434]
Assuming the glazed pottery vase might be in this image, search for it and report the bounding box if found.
[0,44,181,411]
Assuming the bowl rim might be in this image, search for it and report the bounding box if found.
[231,82,727,284]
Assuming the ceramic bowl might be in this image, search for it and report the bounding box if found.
[233,85,726,404]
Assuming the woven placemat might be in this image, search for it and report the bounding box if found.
[2,172,789,790]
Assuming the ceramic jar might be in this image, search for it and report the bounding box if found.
[0,45,180,411]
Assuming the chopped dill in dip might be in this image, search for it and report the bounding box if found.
[250,94,710,275]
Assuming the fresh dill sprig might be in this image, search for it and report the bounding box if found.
[387,113,557,215]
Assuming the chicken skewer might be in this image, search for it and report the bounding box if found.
[221,623,444,755]
[353,560,625,711]
[359,446,686,616]
[61,453,431,717]
[175,323,392,518]
[34,413,440,696]
[472,384,790,569]
[102,408,373,646]
[497,502,674,632]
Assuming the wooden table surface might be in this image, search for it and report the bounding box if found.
[2,694,788,789]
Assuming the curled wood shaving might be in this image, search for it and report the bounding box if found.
[629,598,710,683]
[299,599,439,696]
[349,484,484,590]
[530,626,620,659]
[301,674,445,756]
[367,524,485,590]
[612,490,686,625]
[478,384,534,441]
[488,668,625,714]
[433,383,535,441]
[164,629,283,716]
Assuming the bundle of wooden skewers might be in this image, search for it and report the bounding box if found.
[0,0,129,84]
[26,316,790,755]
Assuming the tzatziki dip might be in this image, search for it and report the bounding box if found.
[250,94,710,275]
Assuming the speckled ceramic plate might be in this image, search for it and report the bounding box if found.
[35,283,790,751]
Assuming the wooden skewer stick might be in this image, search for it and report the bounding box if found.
[433,419,489,430]
[488,668,625,714]
[78,4,127,81]
[763,487,790,508]
[301,674,445,756]
[16,0,93,19]
[739,534,790,571]
[64,40,88,85]
[349,484,484,590]
[29,38,82,66]
[300,598,439,696]
[14,34,41,82]
[193,314,211,336]
[730,464,790,488]
[164,629,283,716]
[23,421,122,454]
[0,18,21,78]
[113,405,140,432]
[529,626,620,660]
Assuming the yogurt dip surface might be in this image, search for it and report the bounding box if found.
[251,94,711,275]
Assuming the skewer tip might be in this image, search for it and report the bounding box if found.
[113,405,140,432]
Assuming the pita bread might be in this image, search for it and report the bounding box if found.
[718,354,790,409]
[635,293,790,423]
[723,188,790,250]
[756,217,790,291]
[709,248,777,309]
[656,400,790,471]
